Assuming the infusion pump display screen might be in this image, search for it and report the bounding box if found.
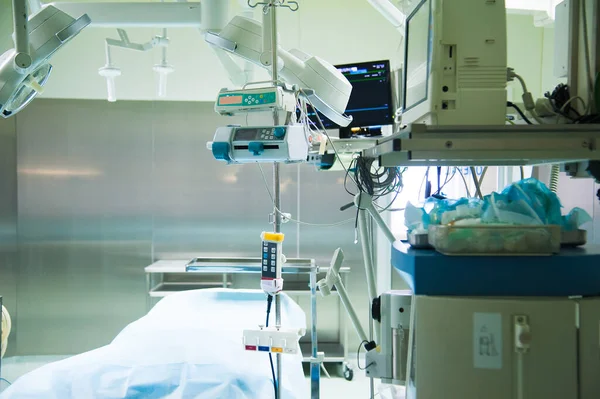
[234,128,261,141]
[233,127,280,141]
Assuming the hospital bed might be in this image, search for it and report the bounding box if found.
[0,289,309,399]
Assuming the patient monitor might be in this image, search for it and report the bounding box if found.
[401,0,507,126]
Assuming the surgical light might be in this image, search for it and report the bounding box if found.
[0,2,90,118]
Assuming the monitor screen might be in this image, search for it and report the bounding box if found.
[308,60,394,129]
[403,0,431,111]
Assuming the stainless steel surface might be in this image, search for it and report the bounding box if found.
[16,99,153,355]
[0,116,17,358]
[11,98,370,359]
[300,342,346,363]
[392,327,408,382]
[363,123,600,167]
[149,259,349,274]
[186,257,316,273]
[149,281,231,297]
[411,296,578,398]
[325,138,379,153]
[407,232,430,249]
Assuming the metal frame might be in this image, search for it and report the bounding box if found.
[144,258,352,378]
[185,257,321,399]
[362,123,600,167]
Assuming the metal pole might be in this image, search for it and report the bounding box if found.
[334,276,369,343]
[310,264,320,398]
[358,206,377,399]
[274,161,282,399]
[13,0,32,71]
[161,28,168,64]
[358,210,379,340]
[266,2,283,398]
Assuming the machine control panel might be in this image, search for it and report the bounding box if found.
[260,232,284,295]
[218,91,277,107]
[262,241,279,278]
[215,86,297,115]
[233,127,287,142]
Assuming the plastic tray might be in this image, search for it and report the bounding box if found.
[428,224,561,256]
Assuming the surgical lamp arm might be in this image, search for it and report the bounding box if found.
[367,0,405,32]
[318,248,376,351]
[13,0,32,71]
[210,45,253,87]
[49,1,228,29]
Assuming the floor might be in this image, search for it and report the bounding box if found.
[0,356,404,398]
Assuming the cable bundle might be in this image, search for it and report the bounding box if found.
[544,82,600,124]
[544,84,582,121]
[349,156,405,206]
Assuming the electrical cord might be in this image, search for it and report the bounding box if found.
[418,167,429,200]
[545,84,585,121]
[0,378,11,386]
[353,157,403,199]
[266,295,277,399]
[549,164,560,193]
[456,167,472,198]
[508,70,547,124]
[479,167,489,187]
[508,71,541,123]
[356,340,374,371]
[300,89,405,210]
[433,167,456,196]
[257,164,355,227]
[560,96,587,115]
[470,167,484,199]
[507,102,533,125]
[300,89,357,186]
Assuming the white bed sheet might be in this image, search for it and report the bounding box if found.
[0,289,308,399]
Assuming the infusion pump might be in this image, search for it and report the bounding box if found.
[208,125,309,164]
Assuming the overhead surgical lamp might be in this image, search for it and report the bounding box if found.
[0,1,90,118]
[206,16,353,127]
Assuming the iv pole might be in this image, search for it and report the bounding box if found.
[252,0,300,396]
[264,1,282,397]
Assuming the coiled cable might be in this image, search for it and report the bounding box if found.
[549,164,560,193]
